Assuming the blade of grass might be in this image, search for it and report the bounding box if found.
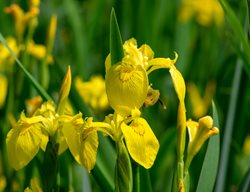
[215,4,249,190]
[0,33,51,101]
[196,102,220,192]
[219,0,250,76]
[238,167,250,192]
[110,8,124,65]
[214,55,243,192]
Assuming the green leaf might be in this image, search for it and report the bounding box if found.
[110,8,124,65]
[238,168,250,192]
[140,168,152,192]
[63,0,88,78]
[115,141,132,192]
[219,0,250,76]
[196,102,220,192]
[0,33,52,101]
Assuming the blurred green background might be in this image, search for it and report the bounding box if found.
[0,0,250,191]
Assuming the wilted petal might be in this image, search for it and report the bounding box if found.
[121,117,159,169]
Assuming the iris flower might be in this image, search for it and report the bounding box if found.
[179,0,224,26]
[103,38,183,168]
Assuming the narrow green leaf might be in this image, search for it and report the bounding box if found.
[110,8,124,65]
[219,0,250,76]
[196,102,220,192]
[238,167,250,192]
[0,33,51,101]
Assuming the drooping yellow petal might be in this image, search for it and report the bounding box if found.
[169,67,186,102]
[62,113,99,172]
[121,117,159,169]
[106,64,148,116]
[6,113,46,170]
[0,74,8,109]
[146,52,178,74]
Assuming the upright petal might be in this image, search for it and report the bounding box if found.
[121,117,159,169]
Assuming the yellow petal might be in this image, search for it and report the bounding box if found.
[169,67,186,102]
[147,52,178,74]
[106,64,148,116]
[57,65,72,115]
[139,44,154,61]
[121,117,159,169]
[105,54,111,73]
[74,75,109,110]
[186,119,199,142]
[6,113,45,170]
[62,113,98,172]
[187,82,205,118]
[47,15,57,51]
[0,74,8,109]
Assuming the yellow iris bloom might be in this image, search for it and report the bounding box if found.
[179,0,224,26]
[0,37,19,71]
[27,41,53,64]
[105,38,177,116]
[5,3,39,40]
[6,66,72,170]
[75,76,109,110]
[104,38,186,169]
[185,116,219,170]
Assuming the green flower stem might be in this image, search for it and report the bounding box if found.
[40,139,59,192]
[176,102,186,191]
[132,162,140,192]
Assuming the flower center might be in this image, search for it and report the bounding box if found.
[119,65,134,82]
